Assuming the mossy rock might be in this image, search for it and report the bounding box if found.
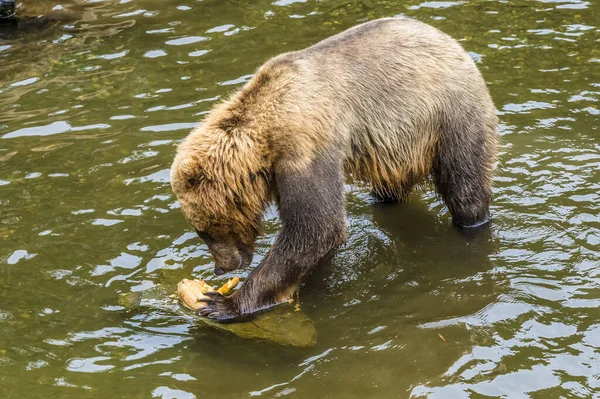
[16,0,65,19]
[6,1,85,22]
[0,0,16,19]
[196,304,317,348]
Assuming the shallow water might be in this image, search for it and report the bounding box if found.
[0,0,599,397]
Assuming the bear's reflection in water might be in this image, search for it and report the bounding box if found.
[303,192,500,325]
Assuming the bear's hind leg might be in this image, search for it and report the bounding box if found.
[433,117,498,228]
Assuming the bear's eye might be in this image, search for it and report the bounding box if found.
[233,193,244,206]
[186,176,202,188]
[248,168,268,183]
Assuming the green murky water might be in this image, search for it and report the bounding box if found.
[1,0,599,397]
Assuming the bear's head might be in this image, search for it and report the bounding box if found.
[170,123,272,275]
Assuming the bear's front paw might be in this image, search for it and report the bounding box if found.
[196,291,241,322]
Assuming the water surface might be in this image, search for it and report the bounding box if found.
[0,0,599,397]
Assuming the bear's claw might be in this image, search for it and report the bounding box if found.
[195,291,241,322]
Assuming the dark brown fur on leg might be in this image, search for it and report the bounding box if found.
[196,150,347,320]
[434,114,497,228]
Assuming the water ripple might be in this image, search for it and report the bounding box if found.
[0,0,598,397]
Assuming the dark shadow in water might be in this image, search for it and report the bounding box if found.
[303,195,499,304]
[370,197,497,276]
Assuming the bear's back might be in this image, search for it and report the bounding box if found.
[261,18,490,138]
[229,17,496,172]
[303,17,462,57]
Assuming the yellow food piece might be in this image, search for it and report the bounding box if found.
[177,278,239,310]
[216,276,240,296]
[177,279,212,310]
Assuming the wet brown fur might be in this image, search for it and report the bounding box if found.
[171,17,499,320]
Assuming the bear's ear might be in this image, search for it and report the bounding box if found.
[218,114,244,134]
[174,158,209,190]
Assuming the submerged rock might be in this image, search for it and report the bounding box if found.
[0,1,16,20]
[0,0,96,27]
[200,304,317,348]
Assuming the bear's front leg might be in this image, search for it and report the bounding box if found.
[197,150,347,322]
[197,245,341,321]
[195,258,303,321]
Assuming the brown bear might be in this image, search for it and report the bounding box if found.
[170,17,499,321]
